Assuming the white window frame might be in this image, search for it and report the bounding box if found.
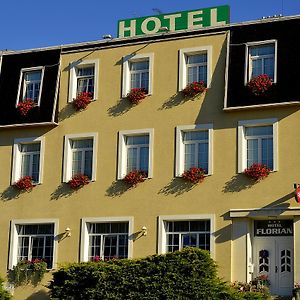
[9,219,59,270]
[63,133,98,182]
[244,40,277,85]
[176,124,213,176]
[179,46,212,91]
[118,128,154,179]
[122,53,154,97]
[16,66,45,107]
[158,214,215,259]
[11,136,45,185]
[80,217,134,262]
[68,59,99,102]
[238,118,278,173]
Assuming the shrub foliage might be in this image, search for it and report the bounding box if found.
[0,277,12,300]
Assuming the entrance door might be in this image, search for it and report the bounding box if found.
[253,236,293,296]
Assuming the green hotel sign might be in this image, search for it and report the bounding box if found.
[118,5,230,38]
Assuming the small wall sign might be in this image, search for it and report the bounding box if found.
[295,187,300,203]
[118,6,230,38]
[254,220,293,236]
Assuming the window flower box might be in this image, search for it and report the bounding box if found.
[247,74,273,96]
[182,81,206,97]
[126,88,147,104]
[14,176,35,192]
[182,167,205,184]
[67,174,90,189]
[17,99,35,116]
[244,163,270,181]
[123,170,147,186]
[73,92,93,111]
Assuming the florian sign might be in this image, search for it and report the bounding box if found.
[118,6,230,38]
[254,220,293,237]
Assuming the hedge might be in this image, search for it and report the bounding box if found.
[0,277,11,300]
[49,248,268,300]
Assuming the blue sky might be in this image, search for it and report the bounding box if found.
[0,0,299,51]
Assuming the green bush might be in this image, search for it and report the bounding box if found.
[49,247,233,300]
[0,277,12,300]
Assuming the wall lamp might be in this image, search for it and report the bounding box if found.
[102,34,113,40]
[65,227,71,237]
[159,26,169,32]
[141,226,147,236]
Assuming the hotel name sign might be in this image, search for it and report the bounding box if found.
[254,220,293,237]
[118,6,230,38]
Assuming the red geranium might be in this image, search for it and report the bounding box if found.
[126,88,147,104]
[182,167,205,184]
[67,174,90,189]
[123,170,147,186]
[182,81,206,97]
[73,92,93,110]
[17,99,35,116]
[14,176,35,192]
[247,74,273,96]
[244,163,271,181]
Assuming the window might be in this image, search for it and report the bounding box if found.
[179,46,212,91]
[68,59,99,102]
[176,124,213,176]
[63,133,98,182]
[16,67,44,106]
[12,137,45,184]
[122,53,154,97]
[118,129,154,179]
[245,40,277,83]
[80,217,133,262]
[9,219,58,269]
[238,119,278,173]
[158,215,215,258]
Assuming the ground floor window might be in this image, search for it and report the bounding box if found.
[87,222,129,260]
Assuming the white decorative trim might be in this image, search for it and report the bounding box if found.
[11,136,45,185]
[9,219,59,269]
[68,59,99,102]
[158,214,215,259]
[179,45,212,91]
[117,128,154,179]
[80,216,134,262]
[16,66,45,107]
[122,53,154,97]
[244,39,278,85]
[230,207,300,218]
[237,118,278,173]
[224,101,300,111]
[175,124,213,176]
[63,132,98,182]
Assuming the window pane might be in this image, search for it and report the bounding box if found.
[72,151,82,175]
[247,139,258,167]
[184,143,196,170]
[71,139,93,149]
[262,138,273,169]
[198,143,208,172]
[84,150,93,178]
[77,67,94,76]
[182,234,197,248]
[250,44,274,56]
[21,154,31,177]
[127,148,137,172]
[31,153,40,182]
[126,135,149,145]
[245,126,272,136]
[187,53,207,64]
[130,61,149,71]
[140,147,149,172]
[184,131,208,141]
[21,143,40,152]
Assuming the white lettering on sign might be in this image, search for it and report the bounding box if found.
[210,8,227,26]
[163,13,181,31]
[256,228,293,235]
[119,20,137,38]
[141,17,161,34]
[187,10,204,30]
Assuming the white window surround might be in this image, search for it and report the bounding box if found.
[16,66,45,107]
[68,59,99,102]
[179,46,212,91]
[238,118,278,173]
[122,53,154,97]
[9,219,59,270]
[158,214,215,259]
[118,128,154,179]
[63,133,98,182]
[11,136,45,185]
[80,217,134,262]
[244,39,278,85]
[175,124,213,176]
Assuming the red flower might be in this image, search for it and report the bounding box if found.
[91,256,102,262]
[17,99,35,116]
[247,74,273,96]
[123,170,147,186]
[244,163,271,181]
[14,176,35,192]
[126,88,147,104]
[182,81,206,97]
[73,92,93,110]
[182,167,205,184]
[67,174,90,189]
